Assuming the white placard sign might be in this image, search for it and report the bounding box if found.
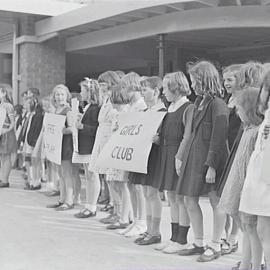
[96,112,166,173]
[43,113,66,165]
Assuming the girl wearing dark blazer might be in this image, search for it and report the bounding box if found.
[74,79,100,218]
[176,61,229,262]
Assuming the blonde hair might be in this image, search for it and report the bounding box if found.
[236,87,262,126]
[188,60,222,96]
[163,72,191,96]
[114,70,125,79]
[120,72,141,92]
[80,78,100,105]
[0,83,13,104]
[51,84,71,107]
[98,71,120,88]
[238,61,263,89]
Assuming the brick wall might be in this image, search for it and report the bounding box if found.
[18,36,66,101]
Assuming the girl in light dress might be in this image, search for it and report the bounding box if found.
[88,71,122,223]
[73,78,100,218]
[40,96,60,196]
[118,72,148,238]
[219,88,263,270]
[0,84,17,188]
[217,62,264,257]
[239,68,270,268]
[105,85,131,230]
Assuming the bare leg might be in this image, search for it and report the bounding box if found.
[184,196,204,247]
[257,216,270,267]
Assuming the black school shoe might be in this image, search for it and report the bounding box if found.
[0,182,9,188]
[137,235,161,246]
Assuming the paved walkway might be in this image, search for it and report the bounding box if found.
[0,170,241,270]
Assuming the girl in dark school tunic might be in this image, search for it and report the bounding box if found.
[46,84,75,211]
[153,72,195,254]
[129,76,167,245]
[74,78,100,218]
[176,61,229,262]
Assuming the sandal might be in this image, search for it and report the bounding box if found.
[74,208,96,218]
[55,203,74,211]
[221,239,238,255]
[197,246,221,262]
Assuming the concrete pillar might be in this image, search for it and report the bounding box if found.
[17,16,66,101]
[157,34,166,78]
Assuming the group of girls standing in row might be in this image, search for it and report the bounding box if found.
[0,60,270,269]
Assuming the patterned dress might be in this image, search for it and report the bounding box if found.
[218,125,259,217]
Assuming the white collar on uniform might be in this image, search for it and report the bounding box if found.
[148,100,166,112]
[168,96,189,113]
[83,103,91,113]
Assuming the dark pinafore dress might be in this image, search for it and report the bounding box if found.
[153,102,191,191]
[58,106,73,161]
[129,107,167,186]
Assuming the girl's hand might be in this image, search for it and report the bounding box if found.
[75,122,83,130]
[112,122,119,132]
[152,134,160,144]
[62,127,70,134]
[175,158,182,176]
[206,167,216,184]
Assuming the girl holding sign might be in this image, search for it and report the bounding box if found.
[119,72,148,237]
[154,72,194,253]
[105,85,131,230]
[0,84,17,188]
[176,61,229,262]
[129,76,166,245]
[47,84,75,211]
[89,71,121,222]
[74,78,100,218]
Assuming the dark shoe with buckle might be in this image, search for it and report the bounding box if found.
[74,208,96,218]
[197,246,221,262]
[106,221,129,230]
[178,243,205,256]
[46,201,64,208]
[0,182,9,188]
[134,232,149,244]
[138,234,161,246]
[31,184,42,191]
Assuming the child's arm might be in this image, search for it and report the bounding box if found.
[205,99,229,183]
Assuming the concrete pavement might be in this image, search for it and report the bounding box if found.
[0,170,240,270]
